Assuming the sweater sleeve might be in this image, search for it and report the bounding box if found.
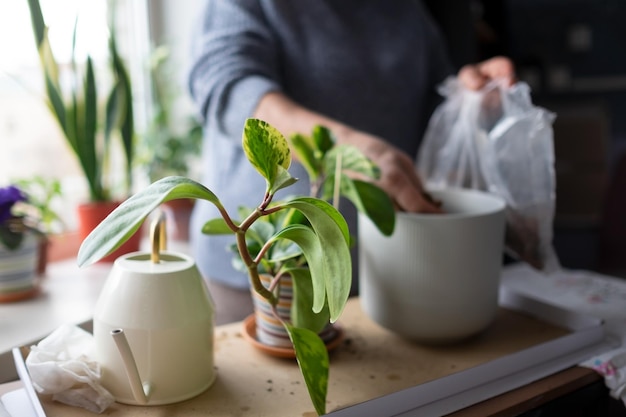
[188,0,282,140]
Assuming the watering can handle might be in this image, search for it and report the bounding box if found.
[150,212,167,263]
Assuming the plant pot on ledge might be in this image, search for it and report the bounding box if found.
[162,198,194,241]
[0,231,41,303]
[77,201,142,263]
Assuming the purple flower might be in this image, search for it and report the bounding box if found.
[0,185,27,223]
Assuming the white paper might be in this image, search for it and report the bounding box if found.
[12,348,47,417]
[1,389,37,417]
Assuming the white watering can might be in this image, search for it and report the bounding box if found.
[93,213,215,405]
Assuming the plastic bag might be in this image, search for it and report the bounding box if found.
[417,77,560,273]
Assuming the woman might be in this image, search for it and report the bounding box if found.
[187,0,515,324]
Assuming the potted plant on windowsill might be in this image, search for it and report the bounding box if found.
[77,118,395,415]
[26,0,139,261]
[138,45,203,241]
[12,176,65,275]
[0,183,62,302]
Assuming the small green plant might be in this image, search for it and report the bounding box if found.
[227,125,396,302]
[26,0,134,202]
[290,125,395,236]
[12,176,64,236]
[138,45,202,182]
[78,118,395,415]
[0,178,63,251]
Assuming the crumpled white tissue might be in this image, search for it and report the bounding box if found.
[25,324,115,414]
[580,347,626,406]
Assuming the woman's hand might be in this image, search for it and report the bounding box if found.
[341,131,443,214]
[458,56,516,90]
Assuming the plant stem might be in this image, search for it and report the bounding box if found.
[332,152,342,209]
[236,192,280,305]
[236,230,276,304]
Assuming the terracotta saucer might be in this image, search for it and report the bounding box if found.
[242,314,344,359]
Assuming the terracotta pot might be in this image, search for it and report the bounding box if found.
[37,236,49,275]
[77,201,142,263]
[161,199,195,241]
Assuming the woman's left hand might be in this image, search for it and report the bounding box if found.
[457,56,516,90]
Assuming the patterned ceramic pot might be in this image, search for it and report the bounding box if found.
[251,274,338,348]
[0,232,40,302]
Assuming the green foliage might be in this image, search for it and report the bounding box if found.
[78,176,221,267]
[78,119,354,415]
[12,176,64,235]
[0,178,63,250]
[244,119,297,194]
[26,0,135,202]
[285,323,329,416]
[138,46,203,182]
[290,125,396,236]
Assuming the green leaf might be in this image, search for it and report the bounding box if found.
[290,133,320,182]
[284,198,351,322]
[105,80,122,146]
[43,74,67,138]
[78,176,222,266]
[352,179,396,236]
[322,176,396,237]
[311,125,334,155]
[27,0,45,48]
[269,225,325,323]
[272,165,299,195]
[242,118,293,193]
[201,218,235,235]
[324,145,380,180]
[287,267,330,333]
[285,323,329,416]
[249,220,275,246]
[109,32,134,193]
[82,57,100,201]
[269,240,302,263]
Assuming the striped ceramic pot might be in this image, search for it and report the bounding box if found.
[251,274,338,348]
[0,232,40,302]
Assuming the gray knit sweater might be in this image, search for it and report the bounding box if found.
[188,0,452,288]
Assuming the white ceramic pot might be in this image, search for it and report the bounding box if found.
[93,251,215,405]
[358,188,506,343]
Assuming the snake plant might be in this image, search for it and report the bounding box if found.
[26,0,134,202]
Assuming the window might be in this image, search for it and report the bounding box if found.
[0,0,150,230]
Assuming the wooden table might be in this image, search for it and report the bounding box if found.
[2,296,610,417]
[448,366,604,416]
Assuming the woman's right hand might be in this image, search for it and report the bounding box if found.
[254,92,442,213]
[342,131,443,214]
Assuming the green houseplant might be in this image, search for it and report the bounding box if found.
[26,0,140,260]
[27,0,134,203]
[137,45,203,241]
[0,185,43,251]
[139,45,202,183]
[12,176,64,274]
[230,124,396,354]
[0,181,63,301]
[12,176,64,238]
[77,118,395,415]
